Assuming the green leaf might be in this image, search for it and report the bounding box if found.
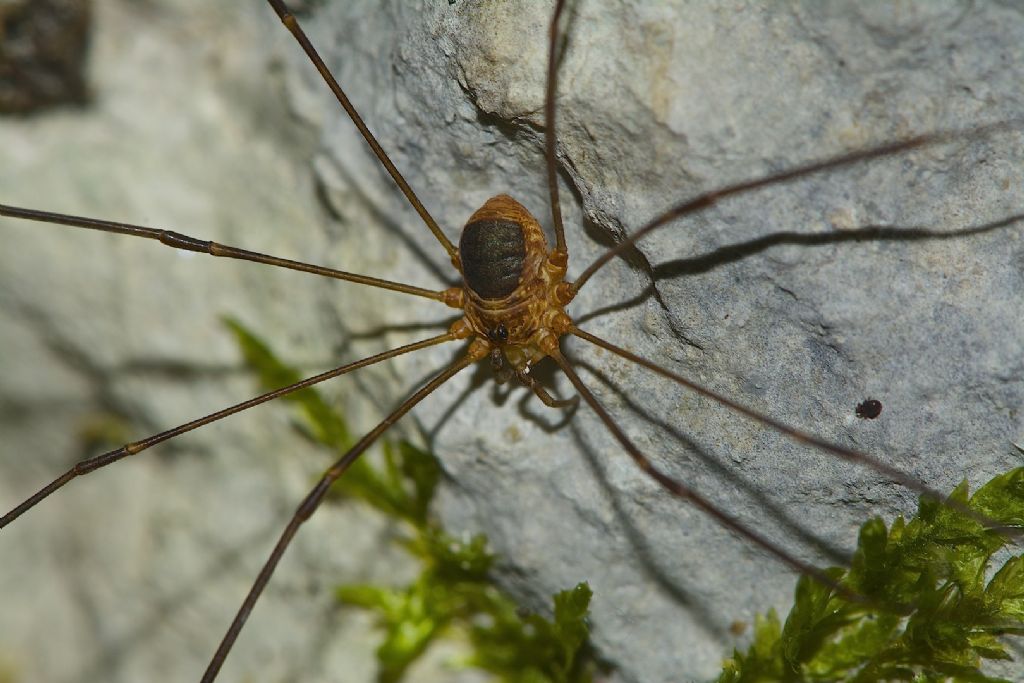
[338,577,448,683]
[552,583,593,672]
[987,556,1024,620]
[466,582,594,683]
[780,567,850,671]
[806,611,901,678]
[224,317,443,526]
[716,610,785,683]
[970,469,1024,529]
[223,316,350,448]
[718,468,1024,682]
[419,527,494,580]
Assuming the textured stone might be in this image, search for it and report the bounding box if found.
[1,1,1023,682]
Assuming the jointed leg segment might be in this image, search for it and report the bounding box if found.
[0,332,457,529]
[567,326,1018,540]
[517,367,578,410]
[264,0,457,260]
[201,351,475,682]
[0,204,450,302]
[545,348,860,601]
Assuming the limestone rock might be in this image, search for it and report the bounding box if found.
[1,2,1023,682]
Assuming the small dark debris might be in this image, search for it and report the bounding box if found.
[856,399,882,420]
[0,0,92,114]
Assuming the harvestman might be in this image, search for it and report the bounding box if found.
[1,1,1023,680]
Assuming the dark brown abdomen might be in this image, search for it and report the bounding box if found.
[459,217,526,300]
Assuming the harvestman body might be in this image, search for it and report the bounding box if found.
[455,195,574,387]
[1,1,1023,681]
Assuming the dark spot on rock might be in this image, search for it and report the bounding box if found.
[856,399,882,420]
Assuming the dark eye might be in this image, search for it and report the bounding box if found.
[490,323,508,342]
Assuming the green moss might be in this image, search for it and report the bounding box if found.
[0,657,17,683]
[719,470,1024,683]
[225,318,596,682]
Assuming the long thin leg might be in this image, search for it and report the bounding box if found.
[546,349,859,601]
[570,325,1020,538]
[516,367,578,409]
[0,204,449,302]
[0,332,457,528]
[264,0,457,260]
[201,352,476,682]
[544,0,569,254]
[570,118,1023,293]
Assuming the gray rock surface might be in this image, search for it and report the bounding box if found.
[2,1,1024,682]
